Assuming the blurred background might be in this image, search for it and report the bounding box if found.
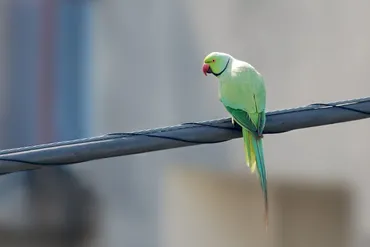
[0,0,370,246]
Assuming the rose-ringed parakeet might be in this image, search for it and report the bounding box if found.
[202,52,268,227]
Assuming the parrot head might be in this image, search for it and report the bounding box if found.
[202,52,231,77]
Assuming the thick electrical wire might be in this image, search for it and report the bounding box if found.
[1,96,369,155]
[0,96,369,175]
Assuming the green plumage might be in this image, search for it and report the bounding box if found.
[203,52,268,228]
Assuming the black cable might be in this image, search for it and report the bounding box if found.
[0,158,64,167]
[0,125,238,172]
[309,103,370,116]
[108,121,241,143]
[107,132,225,144]
[0,125,239,173]
[180,122,240,131]
[2,97,369,156]
[0,99,369,174]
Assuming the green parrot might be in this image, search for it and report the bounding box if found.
[202,52,268,228]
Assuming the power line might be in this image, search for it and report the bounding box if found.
[0,97,369,175]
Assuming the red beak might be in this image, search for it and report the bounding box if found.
[202,63,210,76]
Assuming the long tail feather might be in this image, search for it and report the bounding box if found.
[242,128,268,229]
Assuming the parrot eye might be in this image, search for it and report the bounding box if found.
[212,59,215,62]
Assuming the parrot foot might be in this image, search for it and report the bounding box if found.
[231,117,235,126]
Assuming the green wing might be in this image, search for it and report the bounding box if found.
[225,105,266,137]
[257,111,266,136]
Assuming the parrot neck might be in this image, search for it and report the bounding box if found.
[213,58,230,77]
